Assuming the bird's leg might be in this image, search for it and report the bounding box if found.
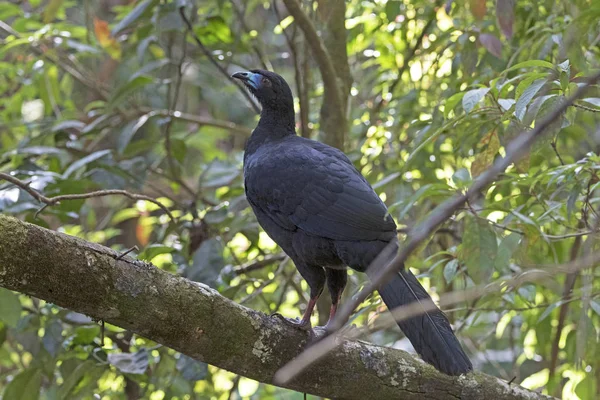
[272,263,325,331]
[322,269,348,331]
[273,296,318,330]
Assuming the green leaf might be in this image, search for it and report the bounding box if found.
[0,2,22,19]
[494,233,520,272]
[139,244,174,261]
[42,319,63,358]
[515,78,546,120]
[187,238,223,287]
[108,349,149,374]
[443,259,459,283]
[0,288,21,327]
[171,138,187,164]
[505,60,555,73]
[110,75,154,107]
[118,115,152,154]
[111,0,155,36]
[72,325,100,345]
[462,88,490,113]
[62,149,111,178]
[176,355,208,381]
[471,131,500,177]
[460,216,497,282]
[538,300,564,322]
[0,37,31,57]
[43,0,64,23]
[3,367,42,400]
[58,360,97,399]
[444,92,465,118]
[590,300,600,316]
[576,374,597,400]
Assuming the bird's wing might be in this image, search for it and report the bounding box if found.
[244,138,397,241]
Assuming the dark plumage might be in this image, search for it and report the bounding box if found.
[232,69,472,375]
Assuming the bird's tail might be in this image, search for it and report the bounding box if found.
[367,267,473,375]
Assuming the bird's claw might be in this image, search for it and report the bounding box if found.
[270,313,312,330]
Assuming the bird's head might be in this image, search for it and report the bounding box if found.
[231,69,294,113]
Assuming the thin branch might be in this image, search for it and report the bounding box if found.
[234,253,287,275]
[138,107,252,136]
[275,69,600,383]
[0,172,175,221]
[163,32,188,181]
[178,7,260,113]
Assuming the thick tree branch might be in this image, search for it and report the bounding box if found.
[281,0,346,148]
[0,215,550,400]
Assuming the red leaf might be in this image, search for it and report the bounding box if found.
[496,0,514,39]
[469,0,487,20]
[479,33,503,58]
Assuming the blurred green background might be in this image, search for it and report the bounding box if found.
[0,0,599,399]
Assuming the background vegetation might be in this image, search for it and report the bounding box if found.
[1,0,599,399]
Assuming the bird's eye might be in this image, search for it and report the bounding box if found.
[261,77,272,87]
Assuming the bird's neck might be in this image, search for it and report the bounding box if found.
[257,107,295,133]
[245,107,296,155]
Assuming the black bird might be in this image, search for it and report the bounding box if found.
[232,69,472,375]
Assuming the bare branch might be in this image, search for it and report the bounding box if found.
[0,172,175,221]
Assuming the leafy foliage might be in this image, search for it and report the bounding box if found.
[0,0,599,399]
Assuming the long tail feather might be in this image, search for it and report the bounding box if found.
[368,267,472,375]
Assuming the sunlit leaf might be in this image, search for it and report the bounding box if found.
[471,131,500,177]
[0,288,21,327]
[3,367,42,400]
[108,349,149,374]
[515,78,546,120]
[111,0,156,36]
[462,87,490,113]
[460,216,497,282]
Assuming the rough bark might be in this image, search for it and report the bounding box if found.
[282,0,347,149]
[0,215,552,400]
[316,0,352,150]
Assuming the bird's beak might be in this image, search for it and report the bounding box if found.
[232,71,257,89]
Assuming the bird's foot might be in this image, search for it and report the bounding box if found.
[270,313,312,331]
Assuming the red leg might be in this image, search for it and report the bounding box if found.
[274,296,318,330]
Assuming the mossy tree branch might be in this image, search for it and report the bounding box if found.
[0,215,552,400]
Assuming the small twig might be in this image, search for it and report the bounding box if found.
[550,139,565,165]
[116,245,139,261]
[138,107,252,136]
[234,253,287,275]
[572,103,600,113]
[163,32,188,181]
[0,172,175,221]
[178,7,260,113]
